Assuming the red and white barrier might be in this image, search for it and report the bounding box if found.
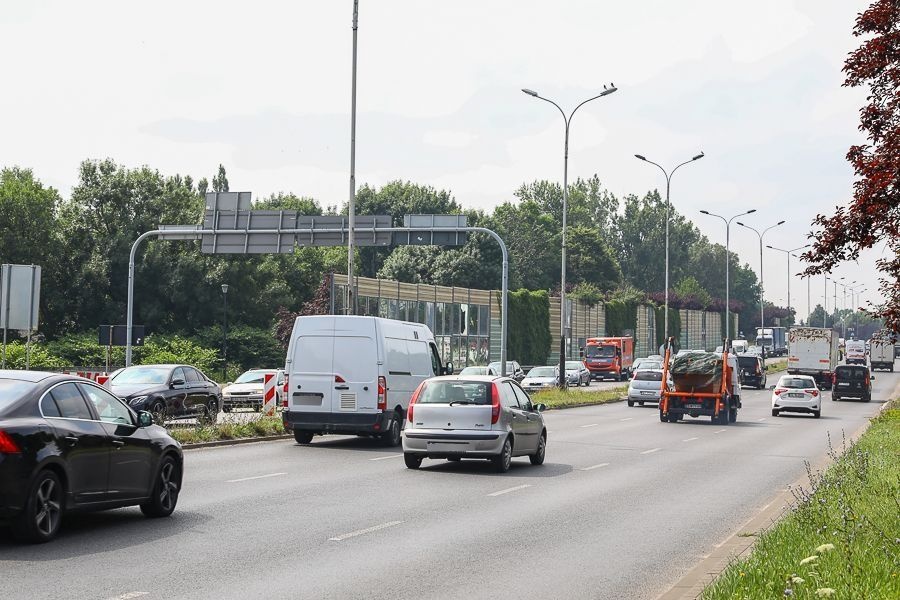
[263,372,276,416]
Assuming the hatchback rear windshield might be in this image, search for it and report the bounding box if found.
[835,367,867,380]
[737,357,760,369]
[418,381,490,405]
[634,371,662,381]
[778,377,816,389]
[0,380,34,410]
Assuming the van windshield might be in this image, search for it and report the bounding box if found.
[586,345,616,358]
[418,381,490,404]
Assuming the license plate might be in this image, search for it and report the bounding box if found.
[641,391,656,396]
[685,403,702,409]
[838,382,850,386]
[788,393,805,398]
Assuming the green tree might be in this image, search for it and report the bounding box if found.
[212,164,229,192]
[490,199,560,290]
[566,225,622,289]
[675,276,712,307]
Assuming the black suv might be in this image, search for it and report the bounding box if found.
[832,365,873,402]
[737,354,767,389]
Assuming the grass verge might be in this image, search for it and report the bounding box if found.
[766,359,788,374]
[700,399,900,599]
[168,416,285,445]
[531,387,627,409]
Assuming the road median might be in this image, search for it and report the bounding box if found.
[532,386,627,409]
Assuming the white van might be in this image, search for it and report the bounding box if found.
[282,316,451,446]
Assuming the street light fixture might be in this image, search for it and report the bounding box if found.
[522,84,617,389]
[766,244,811,324]
[221,283,229,381]
[700,209,756,340]
[634,152,704,344]
[737,220,785,332]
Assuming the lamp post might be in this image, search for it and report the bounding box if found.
[766,244,810,325]
[823,275,829,327]
[221,283,229,381]
[737,220,784,332]
[635,152,705,341]
[522,84,617,389]
[700,209,756,340]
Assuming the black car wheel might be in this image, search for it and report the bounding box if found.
[404,453,422,469]
[140,456,180,518]
[529,434,546,466]
[492,437,513,473]
[13,470,64,543]
[150,400,166,425]
[222,405,232,413]
[201,399,218,425]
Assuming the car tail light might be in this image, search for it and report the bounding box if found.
[490,383,501,424]
[774,388,787,396]
[407,381,425,422]
[282,375,290,408]
[756,364,761,374]
[377,376,387,411]
[807,389,819,397]
[0,430,21,454]
[865,371,870,386]
[831,372,836,385]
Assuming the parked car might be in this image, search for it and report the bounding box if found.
[521,366,558,390]
[771,375,821,418]
[564,360,591,387]
[0,370,183,542]
[627,369,665,406]
[108,364,222,423]
[459,366,499,376]
[487,361,525,381]
[222,368,284,412]
[831,365,873,402]
[402,375,547,472]
[737,353,767,389]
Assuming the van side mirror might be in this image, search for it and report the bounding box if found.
[443,362,454,375]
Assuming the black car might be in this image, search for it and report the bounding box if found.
[0,370,183,543]
[108,364,221,422]
[832,365,873,402]
[737,354,767,389]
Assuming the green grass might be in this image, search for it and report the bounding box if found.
[766,359,788,374]
[531,386,627,409]
[700,400,900,599]
[168,416,286,445]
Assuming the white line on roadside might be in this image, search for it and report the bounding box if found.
[328,520,404,541]
[640,447,662,455]
[757,417,766,422]
[682,437,699,442]
[487,484,532,497]
[105,593,149,600]
[226,472,286,483]
[580,463,610,471]
[620,417,633,422]
[579,423,599,428]
[714,429,727,434]
[369,454,403,461]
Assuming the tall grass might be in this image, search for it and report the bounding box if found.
[167,415,285,445]
[531,387,627,409]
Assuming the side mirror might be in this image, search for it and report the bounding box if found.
[444,362,454,375]
[170,378,185,387]
[870,375,875,380]
[226,381,233,386]
[534,403,547,412]
[137,411,153,427]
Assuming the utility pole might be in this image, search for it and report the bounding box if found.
[346,0,360,315]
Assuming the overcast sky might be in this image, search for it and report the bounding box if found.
[0,1,885,320]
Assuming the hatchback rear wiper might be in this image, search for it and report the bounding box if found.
[448,400,475,406]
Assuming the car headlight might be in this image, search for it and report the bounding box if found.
[129,395,148,407]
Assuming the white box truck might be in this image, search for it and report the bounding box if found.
[869,336,895,372]
[787,327,839,389]
[845,339,867,365]
[282,315,452,446]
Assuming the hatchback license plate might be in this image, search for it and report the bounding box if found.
[641,391,655,396]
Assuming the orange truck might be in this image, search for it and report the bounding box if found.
[659,339,742,424]
[584,337,634,381]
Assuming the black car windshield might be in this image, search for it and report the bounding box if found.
[418,381,490,404]
[234,371,270,384]
[586,345,616,358]
[779,377,815,389]
[0,380,33,410]
[111,367,170,385]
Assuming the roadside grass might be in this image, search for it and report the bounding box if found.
[532,387,627,409]
[766,359,788,374]
[700,399,900,599]
[168,415,285,445]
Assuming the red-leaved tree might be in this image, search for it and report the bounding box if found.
[802,0,900,332]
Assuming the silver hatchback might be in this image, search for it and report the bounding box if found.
[402,375,547,472]
[627,369,665,407]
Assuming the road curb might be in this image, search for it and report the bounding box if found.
[655,381,899,600]
[182,434,293,450]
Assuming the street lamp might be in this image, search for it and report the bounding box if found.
[737,220,784,332]
[766,244,810,325]
[523,84,618,389]
[221,283,229,381]
[634,152,705,342]
[700,209,756,340]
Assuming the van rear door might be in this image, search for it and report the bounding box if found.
[290,331,336,413]
[331,320,379,414]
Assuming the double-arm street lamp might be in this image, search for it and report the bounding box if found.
[699,209,756,340]
[766,244,811,324]
[737,220,785,331]
[634,152,704,342]
[522,85,617,389]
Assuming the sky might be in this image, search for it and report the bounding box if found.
[0,0,886,320]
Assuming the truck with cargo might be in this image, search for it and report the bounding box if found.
[869,333,895,372]
[583,337,634,381]
[787,327,839,389]
[844,339,867,365]
[756,327,787,356]
[659,341,741,425]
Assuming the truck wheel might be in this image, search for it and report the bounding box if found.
[728,407,737,423]
[293,431,313,444]
[222,406,232,413]
[659,411,667,423]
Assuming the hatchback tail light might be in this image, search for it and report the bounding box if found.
[806,389,819,397]
[831,372,836,385]
[0,430,21,454]
[407,381,425,422]
[377,376,387,411]
[773,388,787,396]
[490,383,501,424]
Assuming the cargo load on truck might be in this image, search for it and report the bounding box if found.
[660,341,741,425]
[787,327,839,388]
[756,327,787,356]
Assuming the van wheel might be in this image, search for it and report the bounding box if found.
[293,431,314,444]
[381,414,402,447]
[404,453,422,469]
[492,437,512,473]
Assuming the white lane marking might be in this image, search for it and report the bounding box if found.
[620,417,633,422]
[714,429,727,434]
[682,437,699,442]
[640,447,662,455]
[369,454,403,461]
[226,472,286,483]
[580,463,610,471]
[105,593,149,600]
[329,520,404,541]
[487,484,532,497]
[579,423,599,428]
[757,417,766,422]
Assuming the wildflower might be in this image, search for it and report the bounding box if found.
[784,590,794,597]
[800,555,818,565]
[815,589,836,597]
[815,543,835,553]
[739,572,745,577]
[791,576,805,584]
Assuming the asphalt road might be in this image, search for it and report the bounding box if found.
[1,369,895,600]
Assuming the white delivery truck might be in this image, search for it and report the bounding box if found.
[282,316,452,446]
[787,327,840,389]
[844,339,867,365]
[869,336,895,372]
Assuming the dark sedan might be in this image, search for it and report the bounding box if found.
[0,370,183,543]
[108,364,221,423]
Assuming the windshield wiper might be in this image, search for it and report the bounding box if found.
[448,400,475,406]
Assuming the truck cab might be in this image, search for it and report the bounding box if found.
[584,337,634,381]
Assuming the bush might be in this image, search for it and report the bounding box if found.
[135,335,219,374]
[192,324,284,373]
[502,289,551,365]
[0,341,67,369]
[44,332,126,369]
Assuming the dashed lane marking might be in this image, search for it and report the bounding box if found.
[369,454,403,461]
[580,463,610,471]
[714,429,727,434]
[226,472,286,483]
[641,447,662,455]
[487,484,532,497]
[682,437,699,442]
[329,520,404,541]
[579,423,599,428]
[620,417,633,422]
[105,593,149,600]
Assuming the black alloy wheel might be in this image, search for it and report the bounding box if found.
[13,470,64,543]
[151,400,166,425]
[140,456,179,518]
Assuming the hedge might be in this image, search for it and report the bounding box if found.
[500,289,551,365]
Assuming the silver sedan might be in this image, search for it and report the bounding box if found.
[402,375,547,473]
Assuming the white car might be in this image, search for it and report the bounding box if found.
[521,366,558,391]
[771,374,821,418]
[222,369,284,412]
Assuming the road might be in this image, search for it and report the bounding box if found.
[1,370,895,600]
